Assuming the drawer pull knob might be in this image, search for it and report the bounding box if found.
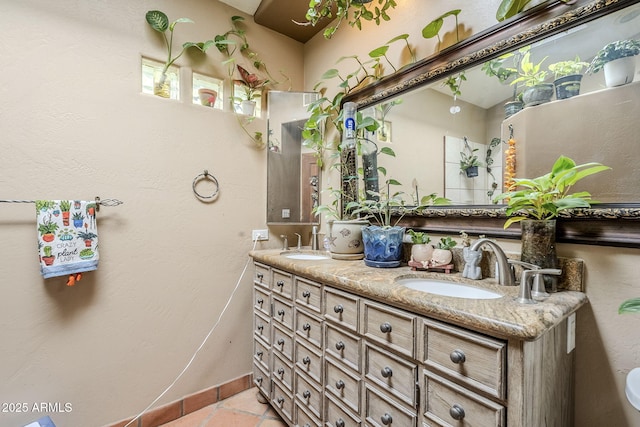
[277,338,285,346]
[302,356,311,365]
[380,322,392,333]
[257,273,263,280]
[277,309,285,316]
[302,290,311,298]
[277,280,284,288]
[381,366,393,378]
[303,390,311,399]
[277,367,284,375]
[277,396,284,405]
[336,380,345,390]
[450,404,465,420]
[303,323,311,331]
[450,349,466,364]
[381,413,393,425]
[335,341,345,351]
[256,376,262,383]
[304,424,311,427]
[336,419,345,427]
[333,304,344,314]
[257,298,263,305]
[257,324,264,331]
[256,351,263,357]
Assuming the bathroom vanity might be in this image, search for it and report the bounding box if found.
[249,250,587,427]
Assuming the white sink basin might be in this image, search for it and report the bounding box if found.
[397,278,502,300]
[282,252,330,260]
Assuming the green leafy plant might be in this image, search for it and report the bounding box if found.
[43,246,53,257]
[588,39,640,74]
[422,9,462,51]
[436,236,457,250]
[72,212,84,220]
[548,56,589,79]
[77,231,98,241]
[301,0,398,39]
[494,155,611,228]
[510,51,549,87]
[407,229,430,244]
[443,72,466,97]
[459,137,481,172]
[59,201,71,212]
[482,46,529,101]
[619,298,640,314]
[145,10,213,83]
[38,219,59,236]
[496,0,573,22]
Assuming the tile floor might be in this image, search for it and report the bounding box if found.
[159,387,286,427]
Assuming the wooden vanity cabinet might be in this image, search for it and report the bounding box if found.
[252,261,575,427]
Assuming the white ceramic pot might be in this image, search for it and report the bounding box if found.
[410,244,434,263]
[604,56,637,87]
[241,100,257,116]
[431,248,453,266]
[328,220,368,259]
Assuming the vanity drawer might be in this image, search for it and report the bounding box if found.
[420,318,506,399]
[272,296,294,330]
[253,361,270,397]
[365,384,418,427]
[272,351,294,391]
[253,337,270,372]
[365,342,418,406]
[295,401,321,427]
[325,323,362,373]
[325,392,362,427]
[272,322,294,361]
[295,308,323,348]
[295,340,322,384]
[295,371,323,420]
[325,356,362,414]
[272,379,293,424]
[272,268,293,299]
[295,277,322,313]
[254,286,270,317]
[423,370,505,427]
[254,312,270,344]
[363,299,416,358]
[254,263,270,288]
[324,287,359,333]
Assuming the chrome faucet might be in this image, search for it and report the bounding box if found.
[469,238,515,286]
[280,235,288,251]
[517,268,562,304]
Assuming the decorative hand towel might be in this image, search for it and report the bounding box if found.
[36,200,99,281]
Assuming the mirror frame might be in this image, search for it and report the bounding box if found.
[343,0,640,248]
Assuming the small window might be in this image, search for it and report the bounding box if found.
[141,57,179,99]
[233,82,262,118]
[193,73,223,109]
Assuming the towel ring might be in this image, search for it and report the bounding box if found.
[192,170,219,200]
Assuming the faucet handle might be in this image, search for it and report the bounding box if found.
[518,268,562,303]
[531,268,561,298]
[294,233,302,250]
[508,259,540,270]
[280,234,289,251]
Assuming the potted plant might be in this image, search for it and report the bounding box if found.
[77,231,98,247]
[460,137,481,177]
[198,88,218,107]
[620,298,640,314]
[42,246,55,266]
[588,39,640,87]
[145,10,213,98]
[38,217,59,243]
[60,200,71,226]
[407,229,433,264]
[511,51,554,106]
[494,155,610,285]
[233,65,269,116]
[482,47,527,117]
[432,236,457,266]
[72,212,84,228]
[548,56,589,99]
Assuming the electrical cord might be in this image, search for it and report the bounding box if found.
[124,237,259,427]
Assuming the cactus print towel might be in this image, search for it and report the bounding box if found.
[36,200,99,279]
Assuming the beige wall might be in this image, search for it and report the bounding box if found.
[303,2,640,426]
[0,0,300,425]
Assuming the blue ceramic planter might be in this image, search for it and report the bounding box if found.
[362,225,405,268]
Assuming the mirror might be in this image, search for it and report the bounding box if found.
[344,0,640,247]
[267,91,320,225]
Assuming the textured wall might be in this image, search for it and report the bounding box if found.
[0,0,301,425]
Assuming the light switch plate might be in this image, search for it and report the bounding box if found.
[252,229,269,241]
[567,312,576,353]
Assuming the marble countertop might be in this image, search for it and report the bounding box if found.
[249,249,588,341]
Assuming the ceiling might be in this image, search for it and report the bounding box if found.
[219,0,329,43]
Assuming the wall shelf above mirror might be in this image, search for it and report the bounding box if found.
[342,0,640,247]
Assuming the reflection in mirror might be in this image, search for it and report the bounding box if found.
[352,0,640,207]
[267,91,320,224]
